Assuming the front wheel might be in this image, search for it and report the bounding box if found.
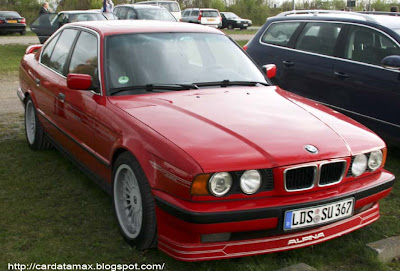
[113,152,157,249]
[227,23,233,29]
[25,97,52,150]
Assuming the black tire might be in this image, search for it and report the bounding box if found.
[24,96,52,150]
[227,23,233,29]
[112,152,157,249]
[20,30,26,35]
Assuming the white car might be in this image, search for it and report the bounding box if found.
[135,0,181,20]
[181,8,222,28]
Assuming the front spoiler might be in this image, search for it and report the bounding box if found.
[158,203,380,261]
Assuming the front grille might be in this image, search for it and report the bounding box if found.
[285,166,316,191]
[319,161,346,185]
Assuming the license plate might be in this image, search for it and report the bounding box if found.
[284,198,354,230]
[243,24,248,26]
[7,20,17,23]
[207,18,215,22]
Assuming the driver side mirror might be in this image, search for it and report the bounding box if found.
[262,64,277,79]
[67,74,92,90]
[381,55,400,70]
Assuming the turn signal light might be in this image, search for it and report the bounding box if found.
[190,174,210,196]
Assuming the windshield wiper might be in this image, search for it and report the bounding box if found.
[109,83,199,96]
[193,80,269,88]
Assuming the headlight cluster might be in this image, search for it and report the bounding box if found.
[192,170,263,197]
[351,149,384,177]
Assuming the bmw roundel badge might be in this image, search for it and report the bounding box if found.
[304,145,318,154]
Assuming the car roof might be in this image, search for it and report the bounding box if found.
[186,8,218,11]
[70,20,224,36]
[60,10,105,14]
[116,4,167,9]
[273,10,400,29]
[0,11,21,16]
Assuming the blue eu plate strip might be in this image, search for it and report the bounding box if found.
[284,211,293,230]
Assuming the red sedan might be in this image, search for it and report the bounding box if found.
[18,20,395,261]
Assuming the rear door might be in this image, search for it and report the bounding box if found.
[30,13,58,43]
[282,21,346,104]
[331,24,400,139]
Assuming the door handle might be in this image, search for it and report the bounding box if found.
[35,78,40,86]
[58,93,65,102]
[282,60,294,67]
[334,71,350,79]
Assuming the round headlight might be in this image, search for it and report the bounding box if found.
[208,172,232,197]
[240,170,262,194]
[351,154,368,177]
[368,150,383,171]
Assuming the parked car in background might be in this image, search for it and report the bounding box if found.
[30,10,109,44]
[114,4,176,21]
[220,12,252,29]
[181,8,222,28]
[0,11,26,35]
[246,10,400,145]
[135,0,181,20]
[18,19,394,261]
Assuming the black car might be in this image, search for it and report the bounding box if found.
[30,10,108,44]
[246,10,400,144]
[220,12,252,29]
[114,4,177,21]
[0,11,26,35]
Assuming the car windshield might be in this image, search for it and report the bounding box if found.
[105,32,266,94]
[68,13,107,22]
[224,12,239,19]
[159,2,180,12]
[202,10,219,17]
[0,11,20,17]
[136,8,176,21]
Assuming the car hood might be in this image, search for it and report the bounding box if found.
[109,86,384,173]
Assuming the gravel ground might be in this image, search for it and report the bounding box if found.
[0,74,22,115]
[0,35,39,45]
[228,34,254,41]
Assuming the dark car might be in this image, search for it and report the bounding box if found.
[246,10,400,144]
[114,4,177,21]
[30,10,108,44]
[0,11,26,35]
[220,12,252,29]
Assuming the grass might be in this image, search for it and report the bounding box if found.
[222,28,259,35]
[236,40,249,47]
[1,44,400,271]
[0,45,28,75]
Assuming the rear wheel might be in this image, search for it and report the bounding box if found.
[113,152,157,249]
[24,97,52,150]
[227,23,233,29]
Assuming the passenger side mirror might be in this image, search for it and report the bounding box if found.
[262,64,277,79]
[381,55,400,70]
[67,73,92,90]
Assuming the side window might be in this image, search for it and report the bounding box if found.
[58,13,69,25]
[295,22,343,56]
[127,8,137,19]
[119,7,128,19]
[114,7,120,18]
[182,10,189,17]
[47,29,78,75]
[261,22,301,47]
[41,32,60,67]
[68,31,99,88]
[345,25,400,66]
[191,10,199,17]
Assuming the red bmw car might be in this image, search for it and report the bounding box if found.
[18,20,395,261]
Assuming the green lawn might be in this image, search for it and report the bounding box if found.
[222,28,259,35]
[0,44,399,270]
[0,45,27,75]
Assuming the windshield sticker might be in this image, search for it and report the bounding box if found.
[118,76,129,84]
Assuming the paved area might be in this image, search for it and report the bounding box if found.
[229,34,254,41]
[0,74,22,115]
[367,236,400,263]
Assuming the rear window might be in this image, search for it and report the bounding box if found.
[202,10,219,17]
[136,8,176,21]
[261,22,301,47]
[0,11,20,17]
[159,2,180,12]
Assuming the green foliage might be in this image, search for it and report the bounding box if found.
[0,0,41,24]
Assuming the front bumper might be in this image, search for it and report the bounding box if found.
[154,171,395,261]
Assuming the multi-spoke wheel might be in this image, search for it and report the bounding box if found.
[113,152,157,249]
[24,96,52,150]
